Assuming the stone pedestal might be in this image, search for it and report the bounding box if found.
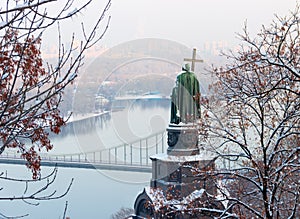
[134,124,223,218]
[150,154,216,197]
[167,123,199,156]
[134,154,218,218]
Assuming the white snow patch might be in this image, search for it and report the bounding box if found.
[2,73,9,80]
[0,21,7,28]
[68,8,78,17]
[150,153,213,162]
[68,72,77,81]
[14,3,28,9]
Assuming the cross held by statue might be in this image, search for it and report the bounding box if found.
[184,48,203,72]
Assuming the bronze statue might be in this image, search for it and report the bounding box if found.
[170,63,201,124]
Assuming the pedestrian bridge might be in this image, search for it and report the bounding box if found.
[0,131,167,173]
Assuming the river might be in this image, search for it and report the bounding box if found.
[1,99,170,219]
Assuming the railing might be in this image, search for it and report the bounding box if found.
[49,130,166,166]
[0,131,167,171]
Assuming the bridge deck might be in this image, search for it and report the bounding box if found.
[0,130,166,173]
[0,157,152,173]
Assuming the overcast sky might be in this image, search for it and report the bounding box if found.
[92,0,297,49]
[42,0,298,55]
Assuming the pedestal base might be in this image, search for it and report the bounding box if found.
[134,123,224,218]
[134,154,224,218]
[150,154,216,197]
[134,186,224,219]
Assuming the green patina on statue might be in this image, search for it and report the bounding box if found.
[170,63,201,124]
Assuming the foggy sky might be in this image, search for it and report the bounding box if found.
[43,0,297,52]
[99,0,297,48]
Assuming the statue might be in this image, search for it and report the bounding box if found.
[133,49,222,219]
[167,63,201,155]
[170,63,201,124]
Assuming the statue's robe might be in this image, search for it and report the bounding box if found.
[170,70,200,124]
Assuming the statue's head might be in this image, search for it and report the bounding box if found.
[182,63,191,72]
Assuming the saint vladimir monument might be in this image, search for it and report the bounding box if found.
[133,48,223,218]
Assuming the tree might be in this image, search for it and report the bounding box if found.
[0,167,72,218]
[151,5,300,219]
[111,207,134,219]
[0,0,111,217]
[200,5,300,218]
[0,0,111,177]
